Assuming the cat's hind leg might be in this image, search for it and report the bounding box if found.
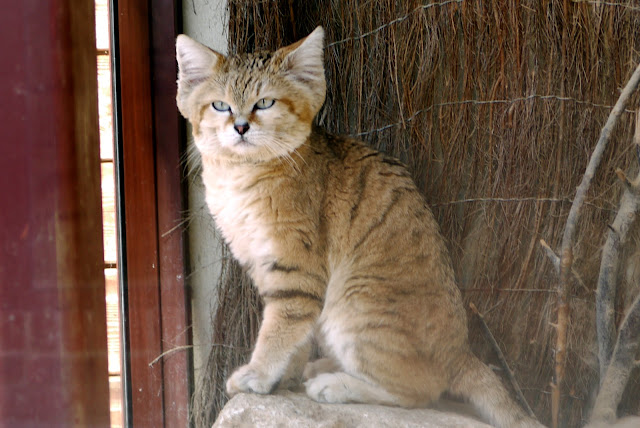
[304,371,418,407]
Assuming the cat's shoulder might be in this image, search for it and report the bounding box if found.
[310,127,408,174]
[310,127,381,161]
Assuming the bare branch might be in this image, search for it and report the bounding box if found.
[560,62,640,267]
[539,239,588,291]
[596,223,622,383]
[552,61,640,427]
[590,294,640,424]
[596,109,640,383]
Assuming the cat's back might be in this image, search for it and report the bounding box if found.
[314,131,449,266]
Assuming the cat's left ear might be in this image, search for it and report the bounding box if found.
[175,35,225,118]
[277,27,326,96]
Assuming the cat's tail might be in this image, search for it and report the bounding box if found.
[448,353,545,428]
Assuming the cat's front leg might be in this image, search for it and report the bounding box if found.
[226,289,322,396]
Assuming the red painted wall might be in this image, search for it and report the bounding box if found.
[0,1,110,426]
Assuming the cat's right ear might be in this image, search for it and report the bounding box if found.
[175,35,224,118]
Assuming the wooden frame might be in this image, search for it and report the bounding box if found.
[113,0,191,426]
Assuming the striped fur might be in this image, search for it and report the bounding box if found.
[176,27,543,428]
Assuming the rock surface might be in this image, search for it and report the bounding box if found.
[212,391,491,428]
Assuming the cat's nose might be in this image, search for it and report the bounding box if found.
[234,121,250,135]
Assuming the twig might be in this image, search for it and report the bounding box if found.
[550,60,640,427]
[149,345,194,367]
[469,302,536,418]
[539,239,588,292]
[148,343,253,367]
[540,239,561,274]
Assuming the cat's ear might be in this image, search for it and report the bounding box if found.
[175,35,224,117]
[277,27,326,94]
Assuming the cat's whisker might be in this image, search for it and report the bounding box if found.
[181,139,203,178]
[274,146,302,173]
[291,150,308,169]
[283,151,303,174]
[260,137,302,173]
[287,141,309,169]
[275,140,305,171]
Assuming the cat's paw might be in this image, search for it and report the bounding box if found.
[304,373,350,403]
[226,364,277,397]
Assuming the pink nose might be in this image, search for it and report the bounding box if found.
[234,123,250,135]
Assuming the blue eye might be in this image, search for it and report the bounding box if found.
[255,98,275,110]
[212,101,231,112]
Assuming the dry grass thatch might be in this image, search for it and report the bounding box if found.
[191,1,640,427]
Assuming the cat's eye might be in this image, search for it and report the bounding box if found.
[254,98,275,110]
[212,101,231,112]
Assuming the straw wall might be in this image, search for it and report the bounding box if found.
[192,1,640,427]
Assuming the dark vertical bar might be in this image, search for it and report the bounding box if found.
[108,0,133,425]
[0,1,110,427]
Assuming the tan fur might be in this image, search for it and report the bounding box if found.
[176,27,543,428]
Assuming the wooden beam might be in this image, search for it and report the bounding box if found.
[116,0,165,425]
[151,1,193,426]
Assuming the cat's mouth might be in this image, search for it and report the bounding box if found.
[234,137,254,147]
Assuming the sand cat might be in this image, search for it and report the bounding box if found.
[176,27,543,428]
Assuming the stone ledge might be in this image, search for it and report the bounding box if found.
[213,391,491,428]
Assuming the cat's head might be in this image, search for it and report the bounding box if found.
[176,27,326,163]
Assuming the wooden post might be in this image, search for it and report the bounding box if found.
[115,0,191,425]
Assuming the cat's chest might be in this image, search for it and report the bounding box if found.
[201,164,275,266]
